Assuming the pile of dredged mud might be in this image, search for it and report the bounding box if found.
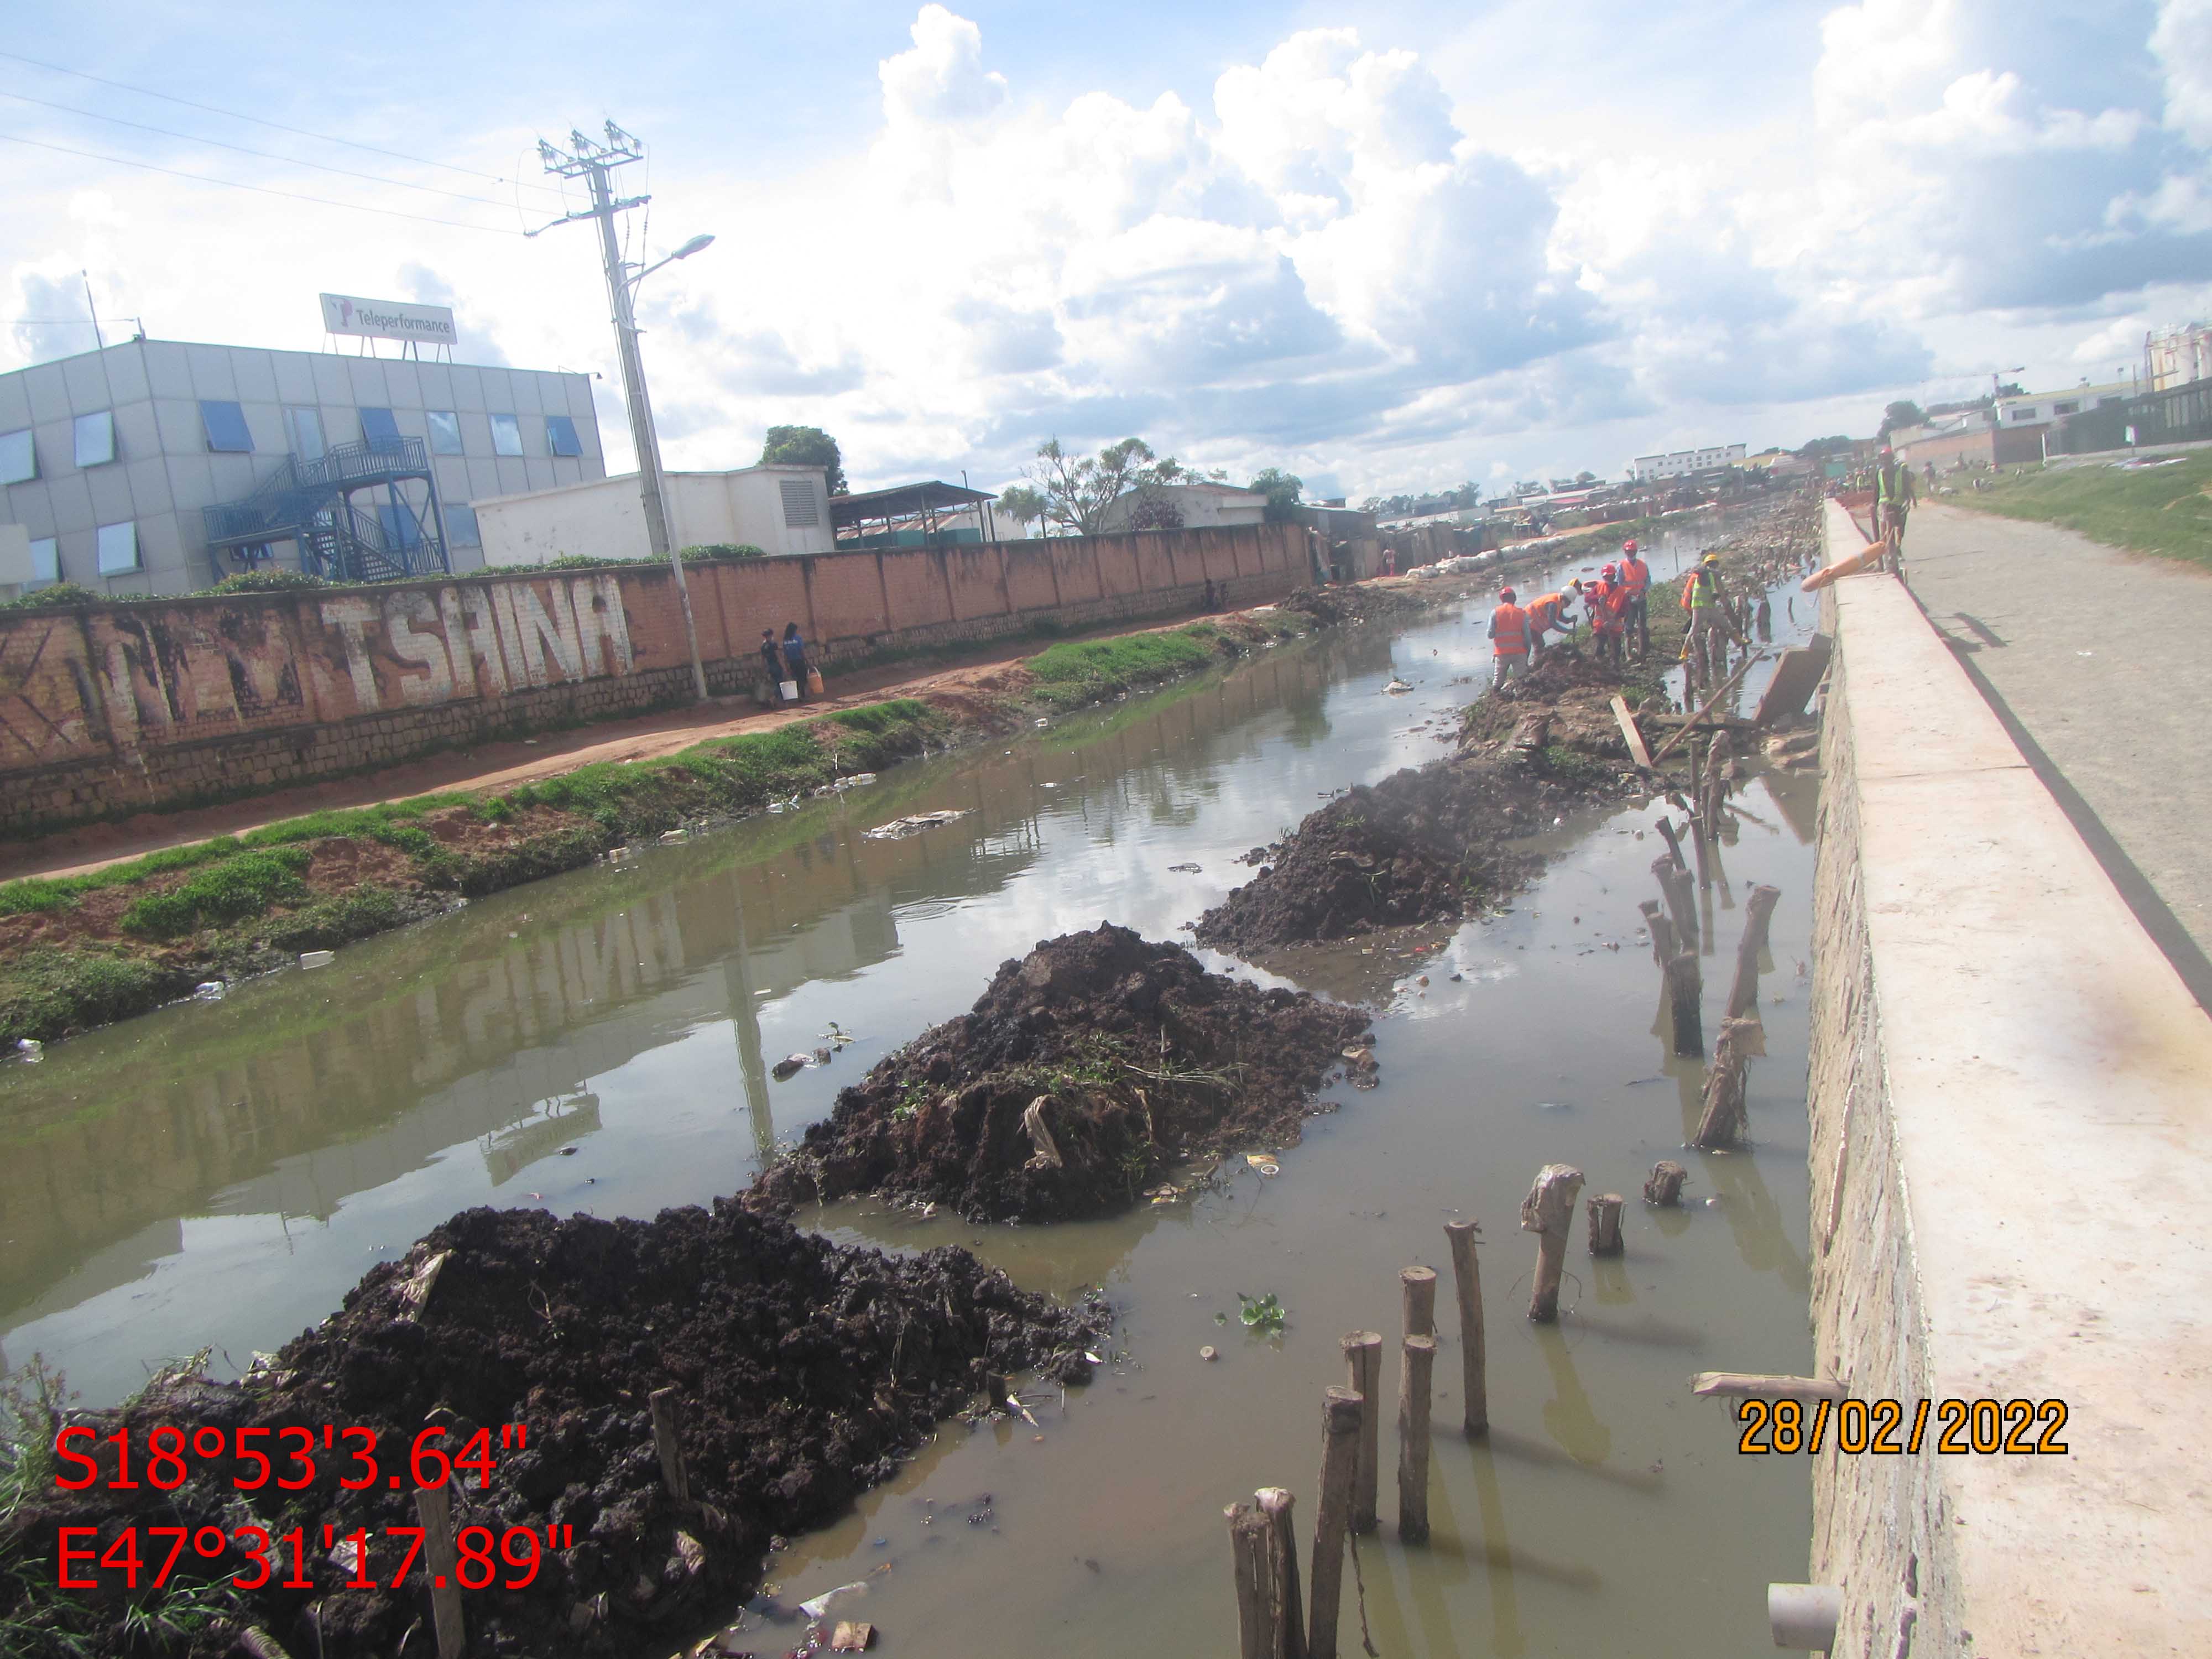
[6,1204,1107,1659]
[1196,657,1644,957]
[749,924,1371,1223]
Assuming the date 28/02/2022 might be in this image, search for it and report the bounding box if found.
[1737,1397,2070,1457]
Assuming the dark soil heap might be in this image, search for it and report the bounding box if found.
[749,924,1371,1222]
[1196,656,1640,957]
[5,1204,1108,1659]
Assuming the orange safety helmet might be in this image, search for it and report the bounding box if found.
[1621,539,1638,553]
[1603,562,1619,578]
[1500,587,1516,602]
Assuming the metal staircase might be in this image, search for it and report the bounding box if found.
[202,436,452,582]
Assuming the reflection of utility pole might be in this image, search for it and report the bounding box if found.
[722,891,777,1166]
[531,122,712,702]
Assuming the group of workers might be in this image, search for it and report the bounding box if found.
[1486,540,1741,690]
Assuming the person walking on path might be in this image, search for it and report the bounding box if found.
[1525,582,1580,663]
[1489,587,1530,691]
[781,623,813,701]
[1876,447,1917,562]
[1619,539,1652,659]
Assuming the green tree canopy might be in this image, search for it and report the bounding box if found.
[1877,400,1928,437]
[995,484,1048,535]
[1024,437,1193,536]
[759,425,848,495]
[1248,467,1304,522]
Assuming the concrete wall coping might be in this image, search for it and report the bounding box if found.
[1823,498,2212,1652]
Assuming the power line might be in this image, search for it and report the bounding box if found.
[1,133,528,234]
[0,48,567,199]
[1,90,526,210]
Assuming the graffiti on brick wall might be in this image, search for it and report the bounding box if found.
[0,573,634,771]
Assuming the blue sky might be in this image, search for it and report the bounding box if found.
[7,1,2209,501]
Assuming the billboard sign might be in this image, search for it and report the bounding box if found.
[319,293,458,346]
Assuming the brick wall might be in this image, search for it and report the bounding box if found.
[0,522,1304,835]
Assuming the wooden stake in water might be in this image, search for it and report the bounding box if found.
[415,1480,467,1659]
[1257,1487,1307,1659]
[1228,1501,1269,1659]
[1665,951,1705,1057]
[1342,1332,1384,1535]
[1694,1016,1762,1149]
[1653,856,1698,948]
[1444,1219,1488,1436]
[1726,885,1783,1019]
[1586,1193,1625,1256]
[1520,1164,1585,1322]
[1401,1266,1437,1338]
[1644,1160,1689,1206]
[1308,1388,1363,1659]
[1397,1334,1436,1543]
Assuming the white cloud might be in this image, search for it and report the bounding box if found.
[879,4,1008,128]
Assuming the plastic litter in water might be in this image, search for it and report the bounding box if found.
[194,980,226,1001]
[299,950,335,969]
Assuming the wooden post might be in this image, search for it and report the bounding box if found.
[1519,1164,1585,1322]
[415,1481,467,1659]
[982,1370,1008,1413]
[1308,1389,1363,1659]
[1693,1016,1761,1149]
[1397,1334,1436,1543]
[1341,1332,1383,1535]
[1586,1193,1625,1255]
[1653,857,1698,948]
[1653,817,1688,872]
[1401,1266,1437,1339]
[1665,951,1705,1057]
[1228,1501,1269,1659]
[1726,885,1783,1019]
[648,1387,690,1505]
[1640,898,1675,967]
[1643,1160,1688,1206]
[1256,1488,1307,1659]
[1690,795,1713,891]
[1444,1219,1488,1436]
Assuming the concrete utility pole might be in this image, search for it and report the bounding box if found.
[532,122,712,702]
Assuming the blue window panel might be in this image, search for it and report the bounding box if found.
[426,410,464,455]
[285,406,326,460]
[30,536,59,585]
[96,520,139,575]
[377,501,422,549]
[489,413,523,456]
[545,414,582,457]
[200,400,254,452]
[359,407,403,449]
[444,503,481,546]
[74,410,116,467]
[0,427,33,483]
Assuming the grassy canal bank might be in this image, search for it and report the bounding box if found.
[1954,450,2212,567]
[0,606,1341,1048]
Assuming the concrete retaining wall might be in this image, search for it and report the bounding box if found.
[1806,499,2212,1655]
[0,523,1304,835]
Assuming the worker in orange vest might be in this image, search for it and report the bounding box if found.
[1524,581,1580,662]
[1588,564,1628,670]
[1619,539,1652,659]
[1488,587,1530,690]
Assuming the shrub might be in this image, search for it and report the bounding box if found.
[679,543,767,561]
[199,570,331,594]
[121,848,313,938]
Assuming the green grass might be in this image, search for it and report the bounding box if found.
[1958,453,2212,567]
[1026,628,1220,709]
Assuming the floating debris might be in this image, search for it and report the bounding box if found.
[863,808,971,841]
[299,950,335,969]
[1167,862,1203,873]
[1245,1153,1282,1177]
[194,980,227,1001]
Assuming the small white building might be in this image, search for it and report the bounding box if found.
[1098,481,1267,532]
[1994,379,2132,429]
[475,463,835,566]
[1629,444,1747,481]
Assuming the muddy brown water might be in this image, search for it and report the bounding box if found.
[1,512,1819,1656]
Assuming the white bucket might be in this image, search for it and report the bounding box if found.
[780,679,799,701]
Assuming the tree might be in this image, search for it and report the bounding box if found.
[1574,469,1598,486]
[996,484,1048,537]
[1024,437,1190,536]
[1877,400,1927,438]
[1794,435,1855,460]
[760,425,848,495]
[1248,467,1304,523]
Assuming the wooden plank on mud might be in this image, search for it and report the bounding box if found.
[1611,695,1655,770]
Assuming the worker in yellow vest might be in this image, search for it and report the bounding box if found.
[1682,552,1739,683]
[1489,587,1530,690]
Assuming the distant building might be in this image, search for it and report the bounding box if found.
[476,463,834,566]
[1629,444,1746,481]
[1994,378,2131,430]
[0,338,603,595]
[2143,324,2210,394]
[1098,481,1267,532]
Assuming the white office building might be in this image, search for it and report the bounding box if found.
[1629,443,1747,481]
[0,338,606,596]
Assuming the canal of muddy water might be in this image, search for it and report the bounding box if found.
[2,516,1818,1657]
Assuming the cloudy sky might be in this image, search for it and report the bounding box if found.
[7,0,2209,500]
